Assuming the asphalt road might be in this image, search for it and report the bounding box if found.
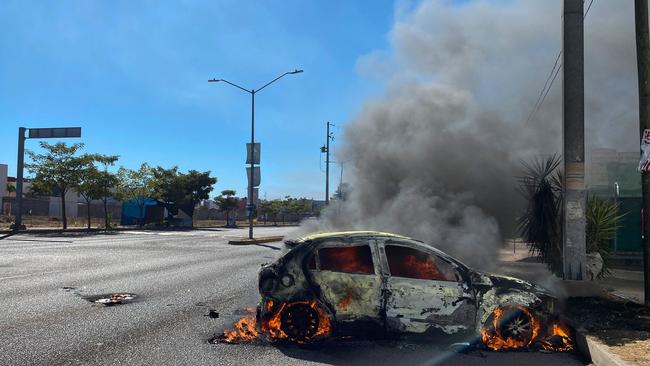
[0,227,585,366]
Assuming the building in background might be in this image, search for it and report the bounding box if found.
[0,162,121,223]
[587,149,642,267]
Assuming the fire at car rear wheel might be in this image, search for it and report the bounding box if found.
[280,303,319,342]
[497,307,534,345]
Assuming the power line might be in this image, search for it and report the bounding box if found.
[525,51,562,124]
[537,62,563,115]
[525,0,596,124]
[584,0,595,18]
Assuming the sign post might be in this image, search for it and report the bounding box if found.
[13,127,82,231]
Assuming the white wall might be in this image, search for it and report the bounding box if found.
[48,190,79,218]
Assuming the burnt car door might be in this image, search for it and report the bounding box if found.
[380,240,476,335]
[307,238,384,328]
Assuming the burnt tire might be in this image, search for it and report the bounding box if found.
[497,307,534,345]
[280,303,319,342]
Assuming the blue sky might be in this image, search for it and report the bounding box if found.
[0,0,399,200]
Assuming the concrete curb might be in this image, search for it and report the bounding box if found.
[563,316,633,366]
[574,333,632,366]
[228,236,285,245]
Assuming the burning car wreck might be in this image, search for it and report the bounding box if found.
[220,231,573,351]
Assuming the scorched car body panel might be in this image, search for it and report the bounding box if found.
[257,231,558,343]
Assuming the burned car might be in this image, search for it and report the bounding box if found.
[253,231,571,350]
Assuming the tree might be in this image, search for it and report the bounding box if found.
[175,170,216,226]
[517,155,563,275]
[147,167,216,227]
[284,196,311,215]
[6,184,15,196]
[77,154,119,230]
[26,142,94,229]
[258,199,282,225]
[517,155,624,278]
[94,155,119,229]
[77,166,103,229]
[116,164,155,227]
[215,190,240,227]
[151,166,183,211]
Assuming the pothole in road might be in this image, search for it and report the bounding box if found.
[84,293,138,306]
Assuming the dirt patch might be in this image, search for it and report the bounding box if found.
[567,296,650,366]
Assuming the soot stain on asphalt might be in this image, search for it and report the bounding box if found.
[207,310,220,318]
[83,293,138,306]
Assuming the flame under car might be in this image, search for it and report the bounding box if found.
[244,231,571,350]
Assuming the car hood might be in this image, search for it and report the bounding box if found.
[485,273,554,298]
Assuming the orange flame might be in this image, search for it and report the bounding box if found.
[338,293,353,311]
[402,255,444,280]
[481,306,574,352]
[219,299,331,344]
[481,306,541,351]
[221,315,260,343]
[540,322,574,352]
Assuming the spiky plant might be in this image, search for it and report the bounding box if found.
[517,155,625,279]
[516,155,563,275]
[586,195,624,279]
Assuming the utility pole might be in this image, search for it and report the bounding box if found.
[562,0,587,280]
[14,127,26,231]
[635,0,650,305]
[322,122,334,204]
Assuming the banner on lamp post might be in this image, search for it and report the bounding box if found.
[246,166,260,187]
[246,143,261,165]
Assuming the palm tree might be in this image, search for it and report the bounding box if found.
[517,155,563,275]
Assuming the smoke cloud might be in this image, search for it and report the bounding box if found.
[297,0,640,270]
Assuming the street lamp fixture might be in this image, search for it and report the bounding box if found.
[208,69,303,239]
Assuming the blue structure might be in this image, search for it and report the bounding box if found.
[120,198,160,226]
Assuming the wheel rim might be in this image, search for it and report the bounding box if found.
[280,303,319,342]
[498,308,533,343]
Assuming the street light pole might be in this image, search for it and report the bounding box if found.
[13,127,82,231]
[250,90,255,239]
[209,69,303,239]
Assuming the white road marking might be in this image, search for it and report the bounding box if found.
[0,270,61,281]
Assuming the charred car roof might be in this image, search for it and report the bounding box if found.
[284,230,413,247]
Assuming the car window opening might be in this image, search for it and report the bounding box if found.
[318,245,374,274]
[385,245,455,281]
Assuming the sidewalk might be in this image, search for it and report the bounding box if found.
[497,241,644,300]
[497,241,648,366]
[599,269,644,304]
